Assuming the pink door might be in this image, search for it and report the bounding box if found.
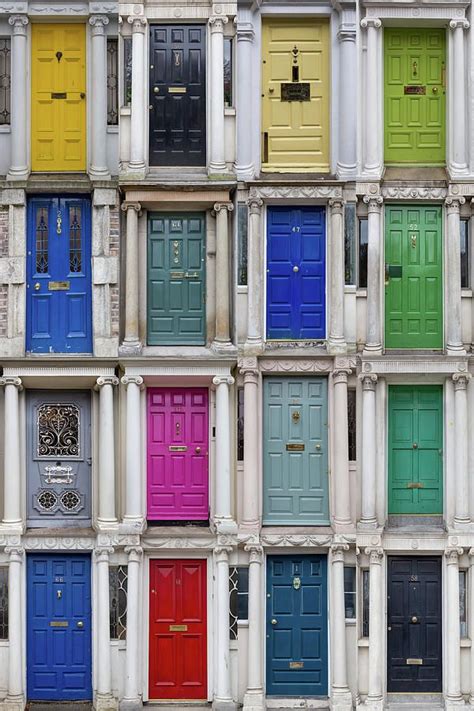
[147,388,209,520]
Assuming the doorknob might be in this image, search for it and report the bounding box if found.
[413,443,418,449]
[195,447,201,453]
[80,92,86,99]
[153,86,160,93]
[77,621,84,628]
[34,283,41,291]
[271,619,278,625]
[411,616,418,624]
[293,266,299,273]
[432,86,438,94]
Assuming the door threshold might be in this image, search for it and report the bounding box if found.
[26,704,93,710]
[266,699,329,710]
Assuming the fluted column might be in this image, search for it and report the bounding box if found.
[95,376,119,526]
[366,548,384,708]
[332,370,352,528]
[446,197,465,354]
[328,199,346,353]
[240,364,260,529]
[209,16,228,173]
[5,547,24,708]
[127,17,147,172]
[121,376,144,527]
[122,547,143,710]
[453,373,471,527]
[243,545,264,711]
[213,376,236,532]
[363,196,383,353]
[246,197,263,349]
[359,375,378,528]
[121,202,142,352]
[336,22,357,178]
[213,546,236,710]
[214,203,234,347]
[7,15,28,180]
[330,545,352,711]
[89,15,110,178]
[235,22,255,179]
[95,547,116,708]
[449,20,469,174]
[360,18,382,175]
[0,377,23,527]
[445,548,463,706]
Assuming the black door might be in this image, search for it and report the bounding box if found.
[387,557,442,692]
[149,25,206,167]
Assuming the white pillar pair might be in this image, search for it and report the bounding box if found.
[89,15,111,179]
[0,377,23,528]
[213,376,236,532]
[95,376,119,528]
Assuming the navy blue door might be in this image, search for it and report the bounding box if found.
[27,197,92,353]
[266,555,328,696]
[27,554,92,701]
[267,207,326,340]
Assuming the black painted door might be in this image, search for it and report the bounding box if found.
[149,25,206,167]
[387,557,442,692]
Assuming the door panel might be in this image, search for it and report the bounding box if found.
[389,385,443,514]
[32,24,86,172]
[263,378,329,525]
[385,205,442,349]
[262,20,329,172]
[266,555,328,696]
[147,388,209,521]
[149,25,206,167]
[385,29,445,164]
[267,207,326,340]
[149,559,207,699]
[148,213,206,345]
[388,557,442,692]
[27,391,92,527]
[27,554,92,701]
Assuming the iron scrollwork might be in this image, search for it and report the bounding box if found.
[37,403,80,458]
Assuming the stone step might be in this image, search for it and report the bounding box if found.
[386,692,443,710]
[26,705,93,711]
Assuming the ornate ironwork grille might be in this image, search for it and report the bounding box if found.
[347,389,356,462]
[0,39,11,125]
[229,566,249,640]
[69,207,82,273]
[237,388,244,461]
[0,568,8,639]
[123,36,132,106]
[109,565,128,640]
[107,38,118,125]
[37,403,80,458]
[35,208,49,274]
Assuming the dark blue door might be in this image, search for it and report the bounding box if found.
[266,555,328,696]
[27,197,92,353]
[27,554,92,701]
[267,207,326,340]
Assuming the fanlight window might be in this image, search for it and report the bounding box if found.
[37,404,80,458]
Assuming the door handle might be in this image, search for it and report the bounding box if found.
[77,621,84,628]
[34,282,41,291]
[432,86,438,94]
[385,263,390,285]
[411,616,418,624]
[195,447,201,453]
[293,265,299,273]
[271,618,278,625]
[80,92,86,99]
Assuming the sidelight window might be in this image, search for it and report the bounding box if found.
[107,38,118,125]
[109,565,128,640]
[224,37,233,107]
[122,36,132,106]
[0,38,10,126]
[237,387,244,461]
[237,204,248,286]
[35,207,49,274]
[344,566,356,619]
[362,569,370,637]
[348,389,356,462]
[229,566,249,639]
[460,570,468,638]
[0,568,7,639]
[461,219,470,289]
[344,203,356,285]
[358,218,368,289]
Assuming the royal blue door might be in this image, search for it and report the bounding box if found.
[27,554,92,701]
[266,555,328,697]
[267,207,326,340]
[27,197,92,353]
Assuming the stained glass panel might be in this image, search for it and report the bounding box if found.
[69,207,82,273]
[0,568,8,639]
[110,565,128,640]
[0,39,10,125]
[36,208,48,274]
[107,38,118,125]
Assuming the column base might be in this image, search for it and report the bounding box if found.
[119,698,143,711]
[336,163,357,181]
[214,517,238,535]
[95,693,119,711]
[212,699,238,711]
[357,520,380,531]
[95,519,119,532]
[89,167,111,181]
[6,167,28,181]
[243,690,265,711]
[331,689,353,711]
[0,696,25,711]
[445,698,466,710]
[119,517,146,534]
[447,345,467,356]
[211,340,237,354]
[119,341,142,356]
[121,165,147,180]
[358,697,383,711]
[363,345,383,356]
[235,163,255,181]
[452,518,471,530]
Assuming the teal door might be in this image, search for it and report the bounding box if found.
[148,214,206,345]
[263,378,329,525]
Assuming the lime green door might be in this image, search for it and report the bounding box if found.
[389,385,443,515]
[384,28,445,165]
[385,205,443,349]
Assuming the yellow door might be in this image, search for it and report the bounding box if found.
[262,19,330,173]
[31,24,86,172]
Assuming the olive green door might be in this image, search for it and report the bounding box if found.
[389,385,443,515]
[384,28,445,165]
[385,206,443,349]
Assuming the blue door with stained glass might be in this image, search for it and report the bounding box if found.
[27,553,92,701]
[26,197,92,353]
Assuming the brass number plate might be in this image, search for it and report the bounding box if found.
[406,658,423,665]
[169,624,188,631]
[169,446,188,452]
[404,86,426,95]
[281,83,310,101]
[50,620,69,627]
[289,661,304,669]
[286,443,304,451]
[48,281,70,291]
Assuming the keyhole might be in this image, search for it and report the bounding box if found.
[412,60,418,77]
[56,51,63,63]
[57,589,62,599]
[175,422,181,433]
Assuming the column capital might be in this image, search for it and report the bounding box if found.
[213,375,235,387]
[365,547,384,565]
[127,16,147,33]
[239,356,258,377]
[213,202,234,214]
[445,547,463,564]
[89,14,109,34]
[94,547,114,562]
[0,376,22,391]
[337,27,356,43]
[445,196,466,213]
[213,545,232,563]
[363,194,383,212]
[121,201,142,214]
[333,368,351,385]
[244,544,263,563]
[209,15,229,33]
[8,14,28,34]
[95,375,119,390]
[468,547,474,559]
[359,373,378,391]
[450,18,470,31]
[329,198,344,213]
[121,375,144,389]
[5,547,24,562]
[452,372,471,390]
[331,543,349,563]
[236,21,255,42]
[248,196,263,214]
[125,546,143,562]
[361,17,382,30]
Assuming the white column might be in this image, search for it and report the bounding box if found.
[208,16,228,174]
[213,545,236,710]
[446,197,466,354]
[127,17,147,172]
[366,548,384,709]
[449,20,469,174]
[214,203,234,347]
[5,547,24,709]
[468,548,474,705]
[213,376,236,533]
[332,370,352,528]
[328,199,346,353]
[122,547,143,710]
[121,202,141,352]
[453,373,471,527]
[89,15,110,179]
[363,196,383,354]
[0,377,22,527]
[240,364,260,529]
[235,22,255,180]
[96,376,119,527]
[121,375,144,526]
[330,545,352,711]
[7,15,28,180]
[336,22,357,178]
[360,18,382,176]
[246,197,263,349]
[445,548,463,707]
[95,547,116,708]
[243,545,264,711]
[359,375,378,528]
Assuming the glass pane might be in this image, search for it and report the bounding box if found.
[107,38,118,125]
[36,207,49,274]
[109,565,128,640]
[362,570,370,637]
[237,566,249,620]
[37,403,80,458]
[344,203,356,285]
[229,567,238,640]
[0,568,8,639]
[237,388,244,461]
[348,389,356,462]
[344,567,356,619]
[0,39,10,125]
[224,38,232,107]
[358,218,368,289]
[461,219,469,289]
[69,206,82,274]
[459,570,467,638]
[123,37,132,106]
[238,204,248,286]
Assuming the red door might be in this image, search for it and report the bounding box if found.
[149,560,207,700]
[147,388,209,520]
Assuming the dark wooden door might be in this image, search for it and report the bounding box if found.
[388,557,442,692]
[149,25,206,166]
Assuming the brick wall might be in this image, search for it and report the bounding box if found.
[0,286,7,336]
[0,209,8,258]
[109,205,119,257]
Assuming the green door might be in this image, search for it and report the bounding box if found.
[148,213,206,345]
[385,205,443,349]
[389,385,443,515]
[384,28,445,165]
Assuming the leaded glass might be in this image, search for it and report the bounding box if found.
[238,204,248,286]
[224,38,233,108]
[69,207,82,273]
[344,203,356,285]
[362,570,370,637]
[0,39,11,125]
[107,38,118,125]
[36,208,48,274]
[237,388,244,461]
[348,389,356,462]
[229,566,238,640]
[0,568,8,639]
[110,565,128,640]
[123,36,132,106]
[37,404,80,458]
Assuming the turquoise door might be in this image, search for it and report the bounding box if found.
[263,378,329,525]
[148,213,206,345]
